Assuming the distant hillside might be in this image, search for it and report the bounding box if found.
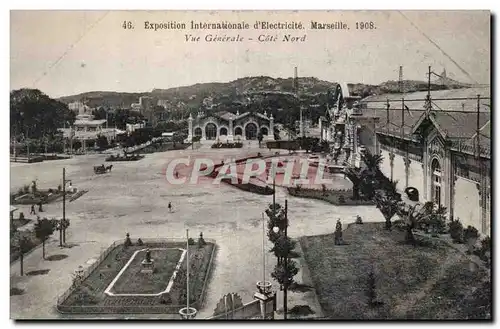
[58,76,469,110]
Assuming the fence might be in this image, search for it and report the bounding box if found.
[207,294,276,320]
[56,238,217,315]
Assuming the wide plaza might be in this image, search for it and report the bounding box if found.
[10,143,384,319]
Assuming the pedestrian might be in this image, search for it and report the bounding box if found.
[168,202,172,213]
[38,201,43,212]
[30,204,36,215]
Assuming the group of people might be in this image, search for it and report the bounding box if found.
[29,202,43,215]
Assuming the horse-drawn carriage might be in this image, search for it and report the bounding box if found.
[94,164,112,174]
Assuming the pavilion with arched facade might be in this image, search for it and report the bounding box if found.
[188,110,275,142]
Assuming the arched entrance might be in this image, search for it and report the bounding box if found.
[234,127,243,136]
[194,127,202,138]
[260,127,269,136]
[431,158,442,206]
[245,123,258,140]
[220,127,228,136]
[205,123,217,140]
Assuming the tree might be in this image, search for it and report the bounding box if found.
[396,201,447,245]
[17,235,32,276]
[360,149,383,174]
[374,191,401,230]
[96,135,109,149]
[271,259,299,288]
[270,233,296,265]
[10,89,75,141]
[344,167,363,200]
[265,203,285,245]
[396,203,422,244]
[34,218,55,259]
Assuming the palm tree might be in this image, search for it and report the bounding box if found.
[396,203,424,245]
[344,166,363,200]
[374,191,401,230]
[396,201,447,245]
[360,149,384,174]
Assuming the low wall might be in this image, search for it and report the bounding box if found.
[207,294,275,320]
[56,238,217,315]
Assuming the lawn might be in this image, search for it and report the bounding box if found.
[299,222,491,320]
[110,248,184,294]
[58,241,216,314]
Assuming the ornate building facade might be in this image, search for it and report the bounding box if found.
[361,87,491,236]
[187,110,275,142]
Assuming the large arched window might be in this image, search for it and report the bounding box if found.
[194,127,202,138]
[431,158,441,206]
[245,123,258,140]
[205,123,217,140]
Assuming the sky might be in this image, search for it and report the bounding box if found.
[10,10,490,98]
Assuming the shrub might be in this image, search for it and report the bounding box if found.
[449,219,464,243]
[17,188,23,196]
[19,212,25,221]
[23,185,29,193]
[48,188,53,194]
[124,233,133,247]
[366,270,377,307]
[392,219,406,232]
[463,225,479,241]
[288,305,315,317]
[338,195,346,204]
[137,238,144,246]
[355,215,363,224]
[188,238,196,245]
[478,236,491,264]
[198,233,206,248]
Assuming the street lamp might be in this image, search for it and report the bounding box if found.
[179,229,197,320]
[257,212,272,295]
[272,199,288,320]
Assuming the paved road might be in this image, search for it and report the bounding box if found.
[10,147,384,319]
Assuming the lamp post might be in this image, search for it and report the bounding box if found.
[257,212,272,295]
[179,229,197,319]
[272,199,288,320]
[61,168,72,246]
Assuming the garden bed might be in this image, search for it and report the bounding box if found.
[110,248,184,295]
[220,178,275,195]
[131,142,191,154]
[57,240,216,314]
[11,188,67,205]
[211,142,243,149]
[287,187,374,206]
[299,222,491,319]
[106,155,145,162]
[69,190,88,202]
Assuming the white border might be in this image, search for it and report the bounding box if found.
[104,248,187,297]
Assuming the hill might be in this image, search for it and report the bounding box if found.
[58,76,469,111]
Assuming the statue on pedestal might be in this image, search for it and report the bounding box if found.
[141,248,155,274]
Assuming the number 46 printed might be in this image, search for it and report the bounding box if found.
[122,21,134,29]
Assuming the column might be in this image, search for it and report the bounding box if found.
[404,156,411,189]
[422,140,429,200]
[318,118,323,141]
[228,120,234,142]
[188,114,193,142]
[268,115,275,141]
